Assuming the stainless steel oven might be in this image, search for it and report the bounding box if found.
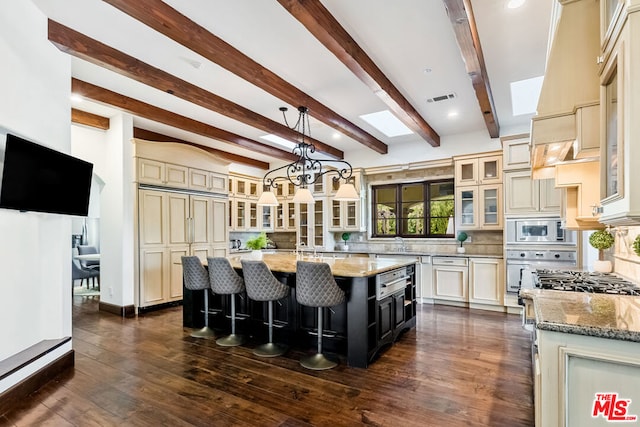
[506,218,576,245]
[505,249,577,293]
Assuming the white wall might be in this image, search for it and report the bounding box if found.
[71,115,136,307]
[0,0,72,375]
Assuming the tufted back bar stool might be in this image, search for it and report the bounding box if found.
[207,257,246,347]
[241,260,290,357]
[182,256,215,338]
[296,261,346,370]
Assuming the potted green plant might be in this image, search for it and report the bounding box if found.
[341,232,351,251]
[456,231,468,254]
[589,229,615,273]
[245,232,268,260]
[632,234,640,257]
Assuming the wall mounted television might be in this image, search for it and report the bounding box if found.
[0,133,93,216]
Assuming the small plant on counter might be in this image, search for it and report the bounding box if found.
[245,232,268,250]
[589,229,615,260]
[633,235,640,257]
[456,231,468,253]
[341,232,351,244]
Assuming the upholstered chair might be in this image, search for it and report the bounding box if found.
[296,261,346,370]
[241,260,290,357]
[182,256,215,338]
[207,257,246,347]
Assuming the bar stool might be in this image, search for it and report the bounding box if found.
[207,257,246,347]
[181,256,215,338]
[241,260,290,357]
[296,261,346,370]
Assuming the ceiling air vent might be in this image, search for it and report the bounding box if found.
[426,93,456,103]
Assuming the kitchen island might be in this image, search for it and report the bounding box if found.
[183,253,417,368]
[521,289,640,426]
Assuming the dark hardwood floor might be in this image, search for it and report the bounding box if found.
[1,295,534,426]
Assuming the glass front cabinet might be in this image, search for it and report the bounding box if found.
[598,2,640,225]
[455,184,503,231]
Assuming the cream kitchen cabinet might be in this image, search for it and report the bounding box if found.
[134,140,229,309]
[138,189,227,307]
[260,205,275,232]
[229,175,260,199]
[502,136,531,170]
[598,9,640,226]
[297,199,327,249]
[329,199,362,231]
[275,199,296,231]
[456,184,503,230]
[469,257,503,308]
[138,159,229,194]
[504,171,561,215]
[189,168,228,194]
[138,158,188,189]
[454,153,502,187]
[230,199,260,231]
[432,256,504,310]
[432,257,468,303]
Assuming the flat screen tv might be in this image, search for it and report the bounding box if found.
[0,133,93,216]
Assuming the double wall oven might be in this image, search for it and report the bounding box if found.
[505,218,578,294]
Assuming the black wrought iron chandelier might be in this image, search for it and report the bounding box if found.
[257,106,359,205]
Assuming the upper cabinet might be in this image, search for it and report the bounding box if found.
[504,171,561,216]
[502,135,531,171]
[598,3,640,226]
[454,152,503,231]
[134,140,228,195]
[454,154,502,187]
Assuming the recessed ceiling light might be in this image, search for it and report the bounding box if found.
[423,68,432,74]
[70,94,83,103]
[359,110,413,137]
[507,0,526,9]
[447,111,459,118]
[332,132,341,140]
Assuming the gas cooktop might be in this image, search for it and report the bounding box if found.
[533,269,640,296]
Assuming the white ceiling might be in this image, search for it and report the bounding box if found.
[32,0,553,170]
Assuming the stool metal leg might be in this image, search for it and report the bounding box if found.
[254,300,287,357]
[191,290,215,338]
[300,307,338,370]
[216,294,245,347]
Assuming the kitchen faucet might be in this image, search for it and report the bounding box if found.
[395,236,407,252]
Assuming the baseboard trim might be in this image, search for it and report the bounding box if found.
[0,349,74,417]
[99,301,136,318]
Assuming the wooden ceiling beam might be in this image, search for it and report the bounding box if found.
[102,0,388,155]
[48,19,342,160]
[277,0,440,148]
[442,0,500,138]
[132,128,269,170]
[71,108,110,130]
[71,78,299,162]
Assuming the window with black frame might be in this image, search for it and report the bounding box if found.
[372,179,454,238]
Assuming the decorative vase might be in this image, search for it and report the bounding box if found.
[250,250,263,260]
[593,260,612,273]
[456,246,466,254]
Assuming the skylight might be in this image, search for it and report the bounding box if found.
[359,110,413,137]
[260,134,297,150]
[510,76,544,116]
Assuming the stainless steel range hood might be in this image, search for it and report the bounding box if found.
[530,0,600,179]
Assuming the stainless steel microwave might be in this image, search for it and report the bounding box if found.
[506,219,576,245]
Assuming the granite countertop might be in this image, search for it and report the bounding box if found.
[228,252,416,277]
[520,288,640,343]
[269,249,502,259]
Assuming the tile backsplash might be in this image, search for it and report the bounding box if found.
[614,226,640,283]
